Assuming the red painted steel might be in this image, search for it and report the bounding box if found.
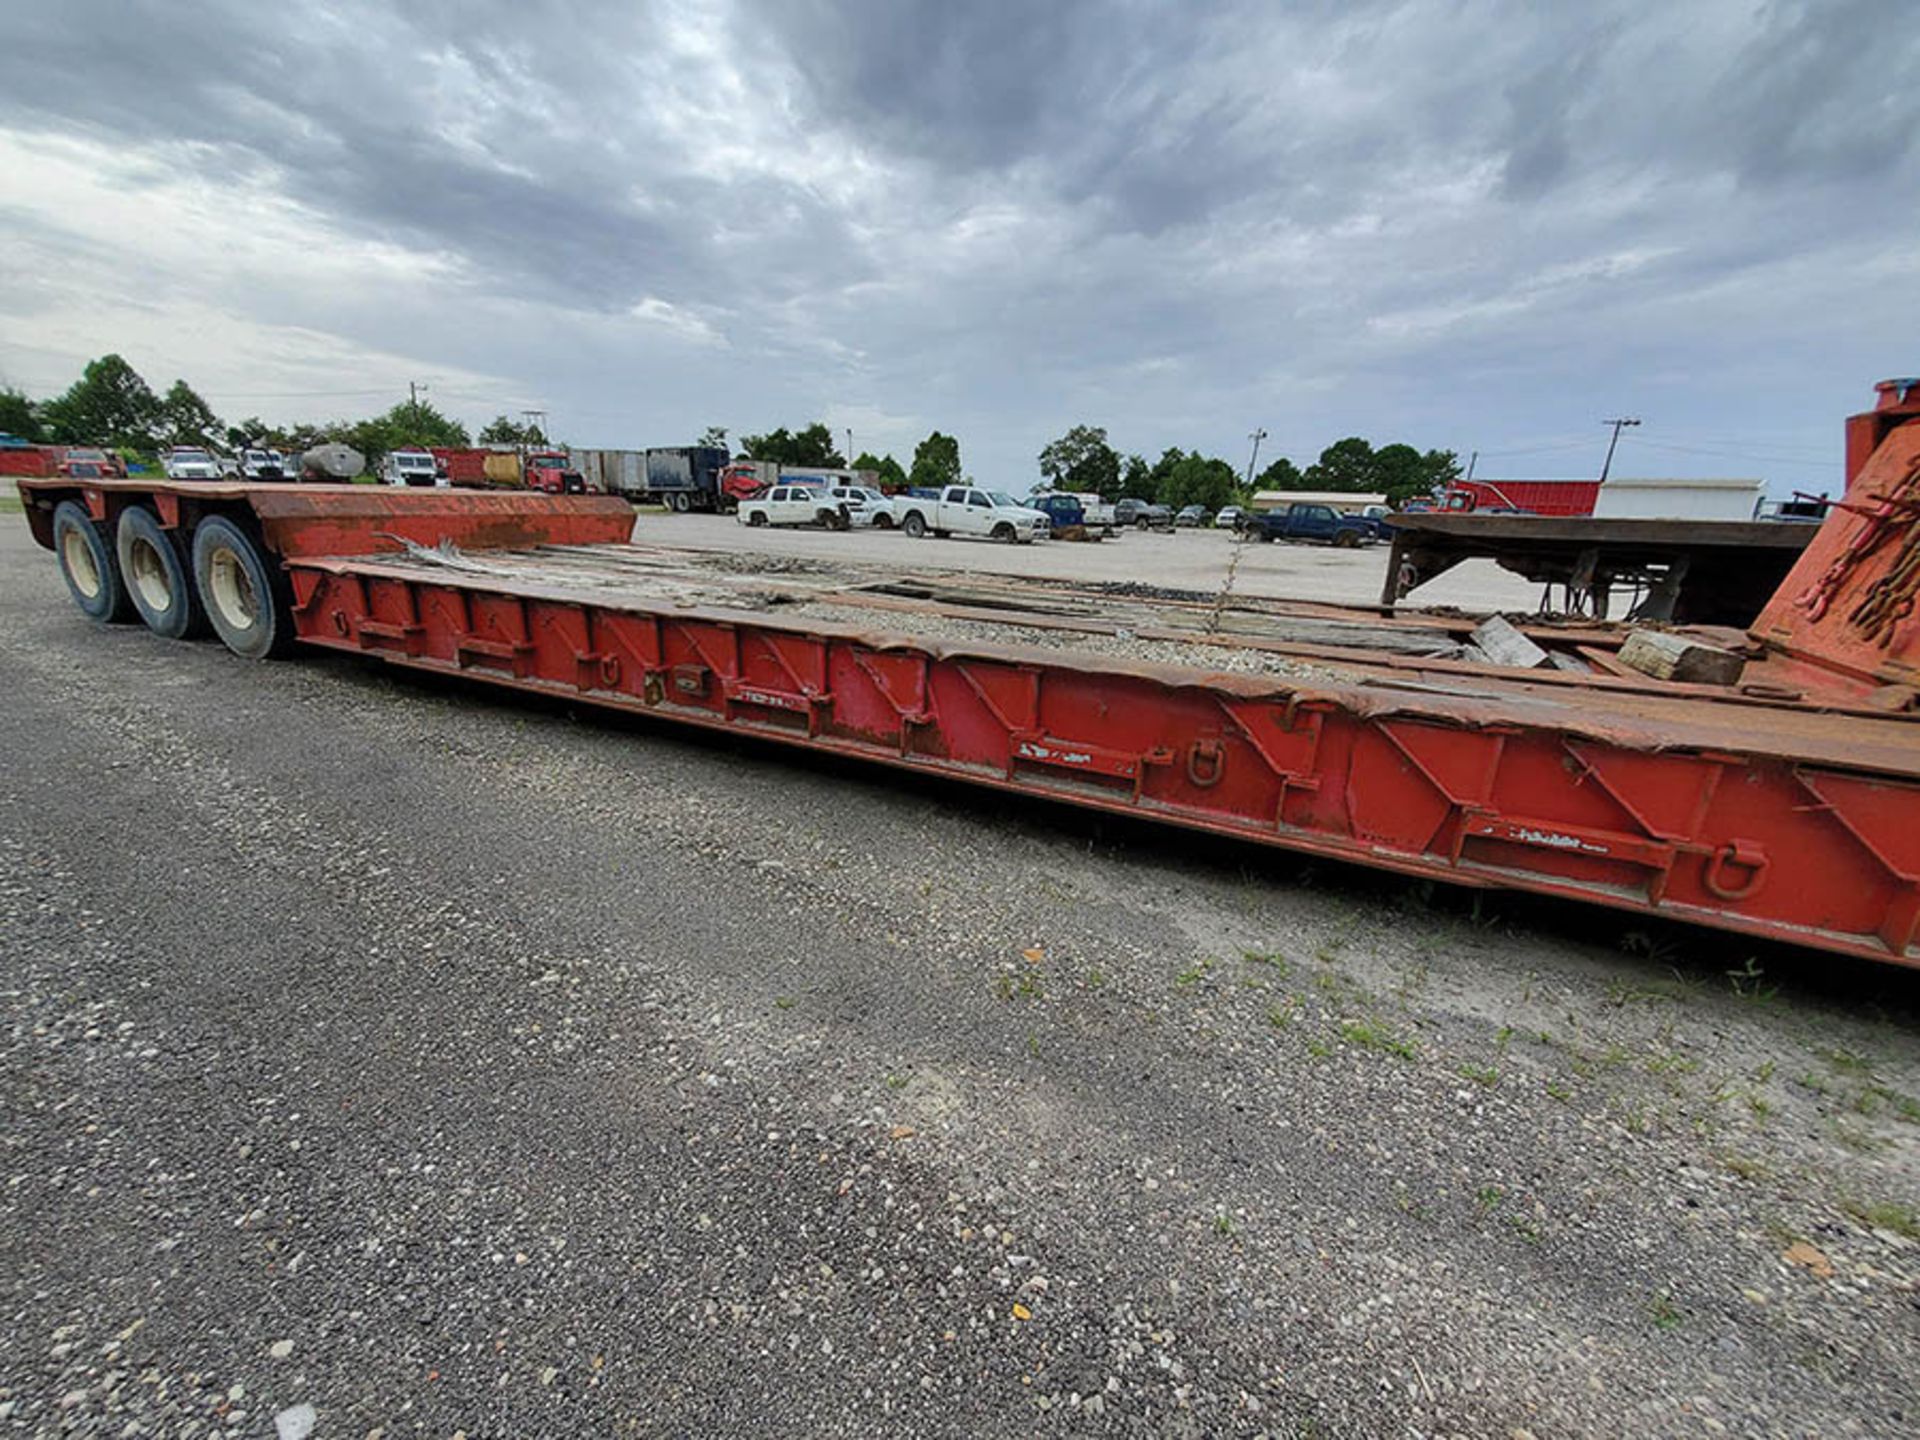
[280,552,1920,967]
[1443,478,1602,516]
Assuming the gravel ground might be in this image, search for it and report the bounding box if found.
[3,520,1919,1438]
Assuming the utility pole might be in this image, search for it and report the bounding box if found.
[522,409,547,446]
[1463,449,1478,484]
[408,380,428,411]
[1244,428,1268,489]
[846,428,854,467]
[1599,417,1640,485]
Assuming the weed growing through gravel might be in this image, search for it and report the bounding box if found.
[773,996,795,1011]
[1175,958,1213,987]
[1459,1062,1499,1088]
[1648,1292,1684,1331]
[1474,1185,1504,1213]
[1843,1199,1920,1239]
[1241,949,1291,977]
[1213,1212,1237,1238]
[1545,1080,1573,1103]
[1718,1152,1768,1181]
[1339,1020,1417,1060]
[1726,957,1778,1003]
[1266,998,1298,1029]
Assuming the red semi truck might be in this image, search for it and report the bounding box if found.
[12,379,1920,968]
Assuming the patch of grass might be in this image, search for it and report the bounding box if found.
[1474,1185,1504,1212]
[1648,1292,1684,1331]
[1212,1212,1237,1237]
[772,996,795,1011]
[1646,1053,1700,1076]
[1084,967,1106,989]
[0,494,22,515]
[1241,949,1291,978]
[1508,1216,1542,1245]
[1753,1059,1776,1084]
[1726,957,1778,1003]
[1545,1079,1573,1103]
[1175,958,1213,987]
[1306,1035,1332,1060]
[1823,1047,1873,1075]
[1339,1019,1418,1060]
[1746,1092,1774,1121]
[1842,1199,1920,1239]
[1494,1025,1515,1053]
[884,1072,908,1090]
[1266,997,1298,1030]
[1718,1152,1768,1181]
[996,970,1045,1002]
[1458,1062,1499,1088]
[1796,1070,1833,1096]
[1830,1119,1880,1154]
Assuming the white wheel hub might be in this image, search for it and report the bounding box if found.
[62,526,101,599]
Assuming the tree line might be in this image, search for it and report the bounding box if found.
[1038,425,1463,510]
[7,356,1462,506]
[0,353,526,468]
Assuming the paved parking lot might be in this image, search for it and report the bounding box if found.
[626,511,1543,612]
[3,518,1918,1437]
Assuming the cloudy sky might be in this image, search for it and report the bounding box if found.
[2,0,1913,490]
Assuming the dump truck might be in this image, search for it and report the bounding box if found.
[13,377,1920,969]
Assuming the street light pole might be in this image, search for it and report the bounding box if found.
[1245,428,1268,489]
[1599,417,1640,485]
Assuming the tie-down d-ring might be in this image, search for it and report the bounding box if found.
[1702,840,1769,900]
[1187,739,1225,789]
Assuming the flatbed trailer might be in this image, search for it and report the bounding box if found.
[16,382,1920,968]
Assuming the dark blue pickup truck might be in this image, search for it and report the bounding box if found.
[1246,502,1380,548]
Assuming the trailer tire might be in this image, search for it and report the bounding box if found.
[116,505,206,639]
[667,493,691,513]
[902,512,927,538]
[192,515,295,660]
[53,500,135,625]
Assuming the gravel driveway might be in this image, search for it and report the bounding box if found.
[2,521,1917,1437]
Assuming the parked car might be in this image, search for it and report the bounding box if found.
[161,446,222,481]
[1028,493,1086,529]
[1214,505,1249,530]
[57,447,127,480]
[737,482,858,530]
[1246,502,1378,548]
[1174,504,1211,528]
[236,447,288,481]
[1115,498,1174,530]
[895,486,1051,543]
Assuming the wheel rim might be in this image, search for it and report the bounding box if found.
[127,535,173,613]
[207,545,258,630]
[62,525,102,599]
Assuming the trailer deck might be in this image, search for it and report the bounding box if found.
[17,384,1920,969]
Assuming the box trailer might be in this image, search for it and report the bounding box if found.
[14,379,1920,969]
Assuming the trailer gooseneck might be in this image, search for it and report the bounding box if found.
[17,382,1920,968]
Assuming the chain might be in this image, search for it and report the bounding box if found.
[1794,455,1920,623]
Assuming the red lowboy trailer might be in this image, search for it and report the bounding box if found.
[15,382,1920,968]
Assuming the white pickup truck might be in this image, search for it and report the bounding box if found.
[896,486,1052,543]
[737,483,865,531]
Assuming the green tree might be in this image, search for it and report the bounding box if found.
[479,414,528,445]
[384,399,469,449]
[1118,453,1153,500]
[909,431,962,491]
[1160,453,1240,510]
[0,387,42,442]
[739,422,842,467]
[1304,437,1379,493]
[853,451,909,490]
[1254,456,1307,492]
[156,379,221,448]
[1144,447,1186,502]
[697,425,728,450]
[1037,424,1122,499]
[41,354,161,449]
